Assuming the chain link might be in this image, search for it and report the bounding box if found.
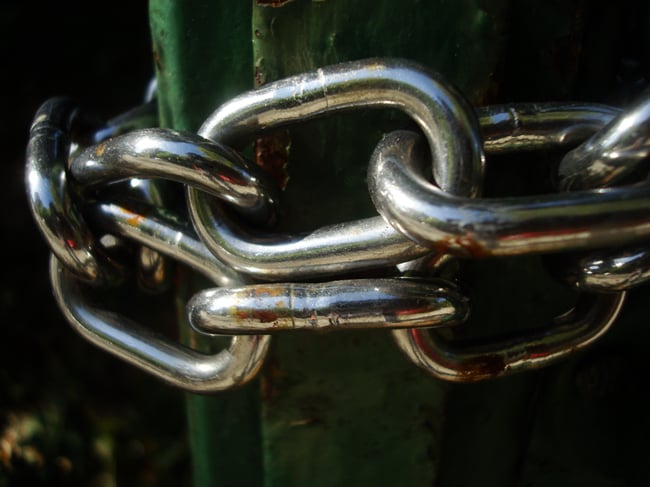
[25,58,650,391]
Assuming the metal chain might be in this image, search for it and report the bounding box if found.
[25,58,650,391]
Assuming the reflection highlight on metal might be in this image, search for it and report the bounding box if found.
[190,92,627,279]
[198,58,484,196]
[25,97,126,286]
[390,101,630,380]
[393,293,625,382]
[559,93,650,190]
[50,257,270,392]
[188,58,484,278]
[91,202,252,288]
[71,128,278,225]
[551,93,650,291]
[478,102,619,154]
[562,246,650,292]
[190,205,430,279]
[188,278,469,334]
[369,130,650,257]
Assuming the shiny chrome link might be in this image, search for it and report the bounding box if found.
[478,103,620,154]
[188,278,469,334]
[189,206,430,279]
[93,102,172,294]
[560,247,650,292]
[90,202,253,288]
[121,178,172,294]
[25,97,127,286]
[190,99,624,279]
[393,292,625,382]
[137,245,170,293]
[188,59,483,278]
[198,58,484,196]
[71,128,279,226]
[552,94,650,291]
[389,120,628,380]
[559,93,650,191]
[369,130,650,257]
[50,257,270,392]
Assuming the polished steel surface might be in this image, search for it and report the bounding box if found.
[188,58,484,278]
[559,93,650,190]
[27,61,650,388]
[91,202,253,288]
[25,97,126,286]
[189,205,430,279]
[93,101,172,294]
[562,246,650,292]
[551,94,650,291]
[50,257,270,392]
[369,130,650,257]
[190,95,627,279]
[72,128,278,225]
[188,278,469,334]
[198,58,484,196]
[392,292,625,382]
[478,103,620,154]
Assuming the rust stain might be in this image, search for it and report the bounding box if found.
[464,355,507,378]
[433,235,491,258]
[255,131,291,190]
[261,357,285,403]
[254,64,267,87]
[122,208,145,226]
[233,307,278,323]
[152,48,164,72]
[234,310,250,321]
[95,141,107,157]
[253,310,279,323]
[251,286,285,298]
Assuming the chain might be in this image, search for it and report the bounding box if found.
[25,58,650,391]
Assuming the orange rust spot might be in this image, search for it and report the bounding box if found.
[433,236,491,258]
[253,310,279,323]
[465,355,507,377]
[255,131,290,190]
[122,208,145,226]
[95,141,107,157]
[252,286,286,298]
[234,310,250,321]
[261,357,285,403]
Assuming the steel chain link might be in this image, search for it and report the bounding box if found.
[25,58,650,391]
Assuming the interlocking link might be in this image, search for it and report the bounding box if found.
[393,290,625,382]
[197,58,484,196]
[50,258,270,393]
[369,128,650,257]
[71,128,279,226]
[188,277,469,334]
[25,57,650,390]
[478,102,620,154]
[385,130,627,381]
[553,93,650,292]
[187,58,483,279]
[559,94,650,190]
[26,97,128,286]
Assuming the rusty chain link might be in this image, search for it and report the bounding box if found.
[25,59,650,391]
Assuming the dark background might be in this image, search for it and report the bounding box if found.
[1,3,190,485]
